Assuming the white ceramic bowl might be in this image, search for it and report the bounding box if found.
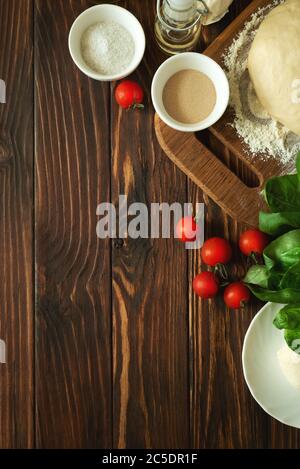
[242,302,300,429]
[68,4,145,81]
[151,52,229,132]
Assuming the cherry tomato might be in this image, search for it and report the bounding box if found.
[201,237,232,266]
[239,229,270,256]
[176,216,197,242]
[224,282,250,309]
[193,272,219,299]
[115,80,144,109]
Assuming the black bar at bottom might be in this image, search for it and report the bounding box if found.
[0,449,298,465]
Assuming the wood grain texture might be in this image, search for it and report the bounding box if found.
[0,0,299,450]
[188,162,269,448]
[35,0,112,448]
[189,0,300,448]
[205,0,296,176]
[155,117,265,226]
[111,0,189,449]
[154,0,294,228]
[0,0,34,448]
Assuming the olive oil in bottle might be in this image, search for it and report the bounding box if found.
[155,0,208,55]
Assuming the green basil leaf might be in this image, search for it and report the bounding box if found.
[263,173,300,212]
[247,285,300,303]
[280,262,300,290]
[268,270,285,290]
[259,211,300,236]
[284,329,300,354]
[243,265,269,288]
[273,304,300,330]
[244,265,283,290]
[263,229,300,270]
[297,152,300,182]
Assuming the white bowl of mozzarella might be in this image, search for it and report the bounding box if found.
[243,302,300,429]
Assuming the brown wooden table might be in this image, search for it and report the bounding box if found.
[0,0,299,449]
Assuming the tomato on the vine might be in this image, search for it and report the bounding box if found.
[201,237,232,266]
[239,229,270,256]
[115,80,144,109]
[176,216,197,242]
[224,282,250,309]
[193,272,219,299]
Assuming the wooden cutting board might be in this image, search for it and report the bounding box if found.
[155,0,295,227]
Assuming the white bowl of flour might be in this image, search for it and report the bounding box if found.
[69,4,145,81]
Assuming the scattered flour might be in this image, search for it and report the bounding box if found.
[81,21,135,76]
[222,0,300,164]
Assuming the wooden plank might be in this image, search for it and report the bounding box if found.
[269,421,300,448]
[154,0,293,228]
[188,169,269,448]
[35,0,112,448]
[189,0,269,448]
[189,0,300,448]
[0,0,34,448]
[111,0,189,449]
[2,0,294,450]
[155,117,264,226]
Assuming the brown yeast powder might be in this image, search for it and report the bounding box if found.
[162,69,216,124]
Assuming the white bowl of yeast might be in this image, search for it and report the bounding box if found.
[151,52,229,132]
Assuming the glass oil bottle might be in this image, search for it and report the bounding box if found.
[155,0,209,55]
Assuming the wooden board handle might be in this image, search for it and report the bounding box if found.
[155,114,265,226]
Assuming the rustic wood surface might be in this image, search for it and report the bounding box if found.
[0,0,34,448]
[155,116,265,226]
[0,0,299,449]
[155,0,295,228]
[204,0,296,176]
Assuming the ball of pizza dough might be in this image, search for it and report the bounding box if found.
[248,0,300,135]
